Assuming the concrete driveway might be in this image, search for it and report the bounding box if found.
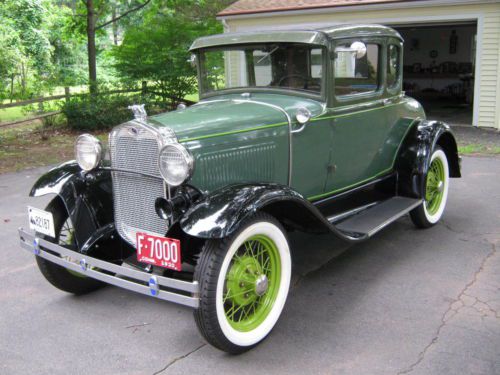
[0,156,499,375]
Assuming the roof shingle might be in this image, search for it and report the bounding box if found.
[218,0,412,17]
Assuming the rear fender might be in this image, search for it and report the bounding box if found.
[396,120,461,198]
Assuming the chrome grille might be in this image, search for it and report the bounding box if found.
[109,122,171,247]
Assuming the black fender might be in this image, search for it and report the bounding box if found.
[179,183,365,242]
[30,161,120,255]
[396,119,461,198]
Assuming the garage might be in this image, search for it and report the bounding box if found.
[395,23,476,125]
[218,0,500,130]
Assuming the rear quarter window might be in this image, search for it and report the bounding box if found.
[387,44,401,90]
[334,43,379,97]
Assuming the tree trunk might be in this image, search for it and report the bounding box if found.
[86,0,98,95]
[20,62,27,98]
[112,7,119,45]
[10,74,14,102]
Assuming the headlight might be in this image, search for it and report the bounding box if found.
[75,134,102,171]
[158,143,194,186]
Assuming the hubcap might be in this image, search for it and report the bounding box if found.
[425,156,446,215]
[437,180,444,193]
[255,274,269,296]
[223,235,281,332]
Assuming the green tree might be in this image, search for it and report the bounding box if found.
[0,0,53,99]
[113,16,198,101]
[112,0,233,101]
[76,0,152,93]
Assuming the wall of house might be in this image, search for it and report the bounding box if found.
[223,2,500,129]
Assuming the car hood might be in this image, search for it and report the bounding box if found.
[149,93,325,142]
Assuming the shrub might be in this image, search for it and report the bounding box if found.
[62,93,135,131]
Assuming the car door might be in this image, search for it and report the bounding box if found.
[324,38,395,194]
[289,47,333,199]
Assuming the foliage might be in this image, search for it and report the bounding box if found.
[1,0,236,126]
[61,87,171,130]
[0,0,54,99]
[63,93,133,130]
[112,0,231,100]
[113,16,197,100]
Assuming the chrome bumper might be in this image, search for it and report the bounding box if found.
[18,228,199,308]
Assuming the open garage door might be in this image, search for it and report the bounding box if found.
[393,22,477,126]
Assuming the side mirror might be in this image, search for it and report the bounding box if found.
[188,54,197,67]
[350,41,367,59]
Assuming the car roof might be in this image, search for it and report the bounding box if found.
[190,24,402,50]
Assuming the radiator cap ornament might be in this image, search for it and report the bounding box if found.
[128,104,147,121]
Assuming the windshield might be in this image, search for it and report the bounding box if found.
[197,43,325,96]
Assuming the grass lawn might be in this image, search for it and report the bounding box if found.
[0,124,107,174]
[0,106,32,123]
[458,144,500,155]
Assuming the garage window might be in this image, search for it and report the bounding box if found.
[387,44,401,90]
[335,42,379,97]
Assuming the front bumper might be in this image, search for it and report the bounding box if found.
[18,228,199,308]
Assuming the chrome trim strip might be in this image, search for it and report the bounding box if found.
[18,228,199,308]
[327,202,379,224]
[366,199,423,237]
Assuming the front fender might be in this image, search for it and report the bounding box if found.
[30,161,114,248]
[179,183,362,241]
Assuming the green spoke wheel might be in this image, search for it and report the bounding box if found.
[425,156,445,215]
[410,147,450,228]
[194,213,291,354]
[223,235,281,332]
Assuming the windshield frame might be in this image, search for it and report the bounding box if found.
[195,43,328,101]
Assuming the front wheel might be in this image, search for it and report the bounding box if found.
[410,147,450,228]
[36,198,105,295]
[194,213,291,354]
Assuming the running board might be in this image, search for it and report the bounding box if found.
[334,197,422,238]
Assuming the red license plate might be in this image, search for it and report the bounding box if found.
[136,232,181,271]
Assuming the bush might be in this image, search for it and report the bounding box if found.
[62,93,135,131]
[61,86,185,131]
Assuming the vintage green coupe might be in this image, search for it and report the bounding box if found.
[19,25,460,353]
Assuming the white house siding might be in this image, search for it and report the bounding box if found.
[221,2,500,129]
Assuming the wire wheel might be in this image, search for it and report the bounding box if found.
[410,147,450,228]
[35,198,104,294]
[194,213,291,353]
[223,235,281,332]
[58,218,86,278]
[425,155,446,216]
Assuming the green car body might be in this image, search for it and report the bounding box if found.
[20,24,462,354]
[150,24,426,200]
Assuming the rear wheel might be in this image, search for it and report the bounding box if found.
[410,147,450,228]
[36,199,104,295]
[194,213,291,354]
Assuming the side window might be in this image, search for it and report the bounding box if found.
[334,42,380,97]
[311,48,323,78]
[387,44,401,90]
